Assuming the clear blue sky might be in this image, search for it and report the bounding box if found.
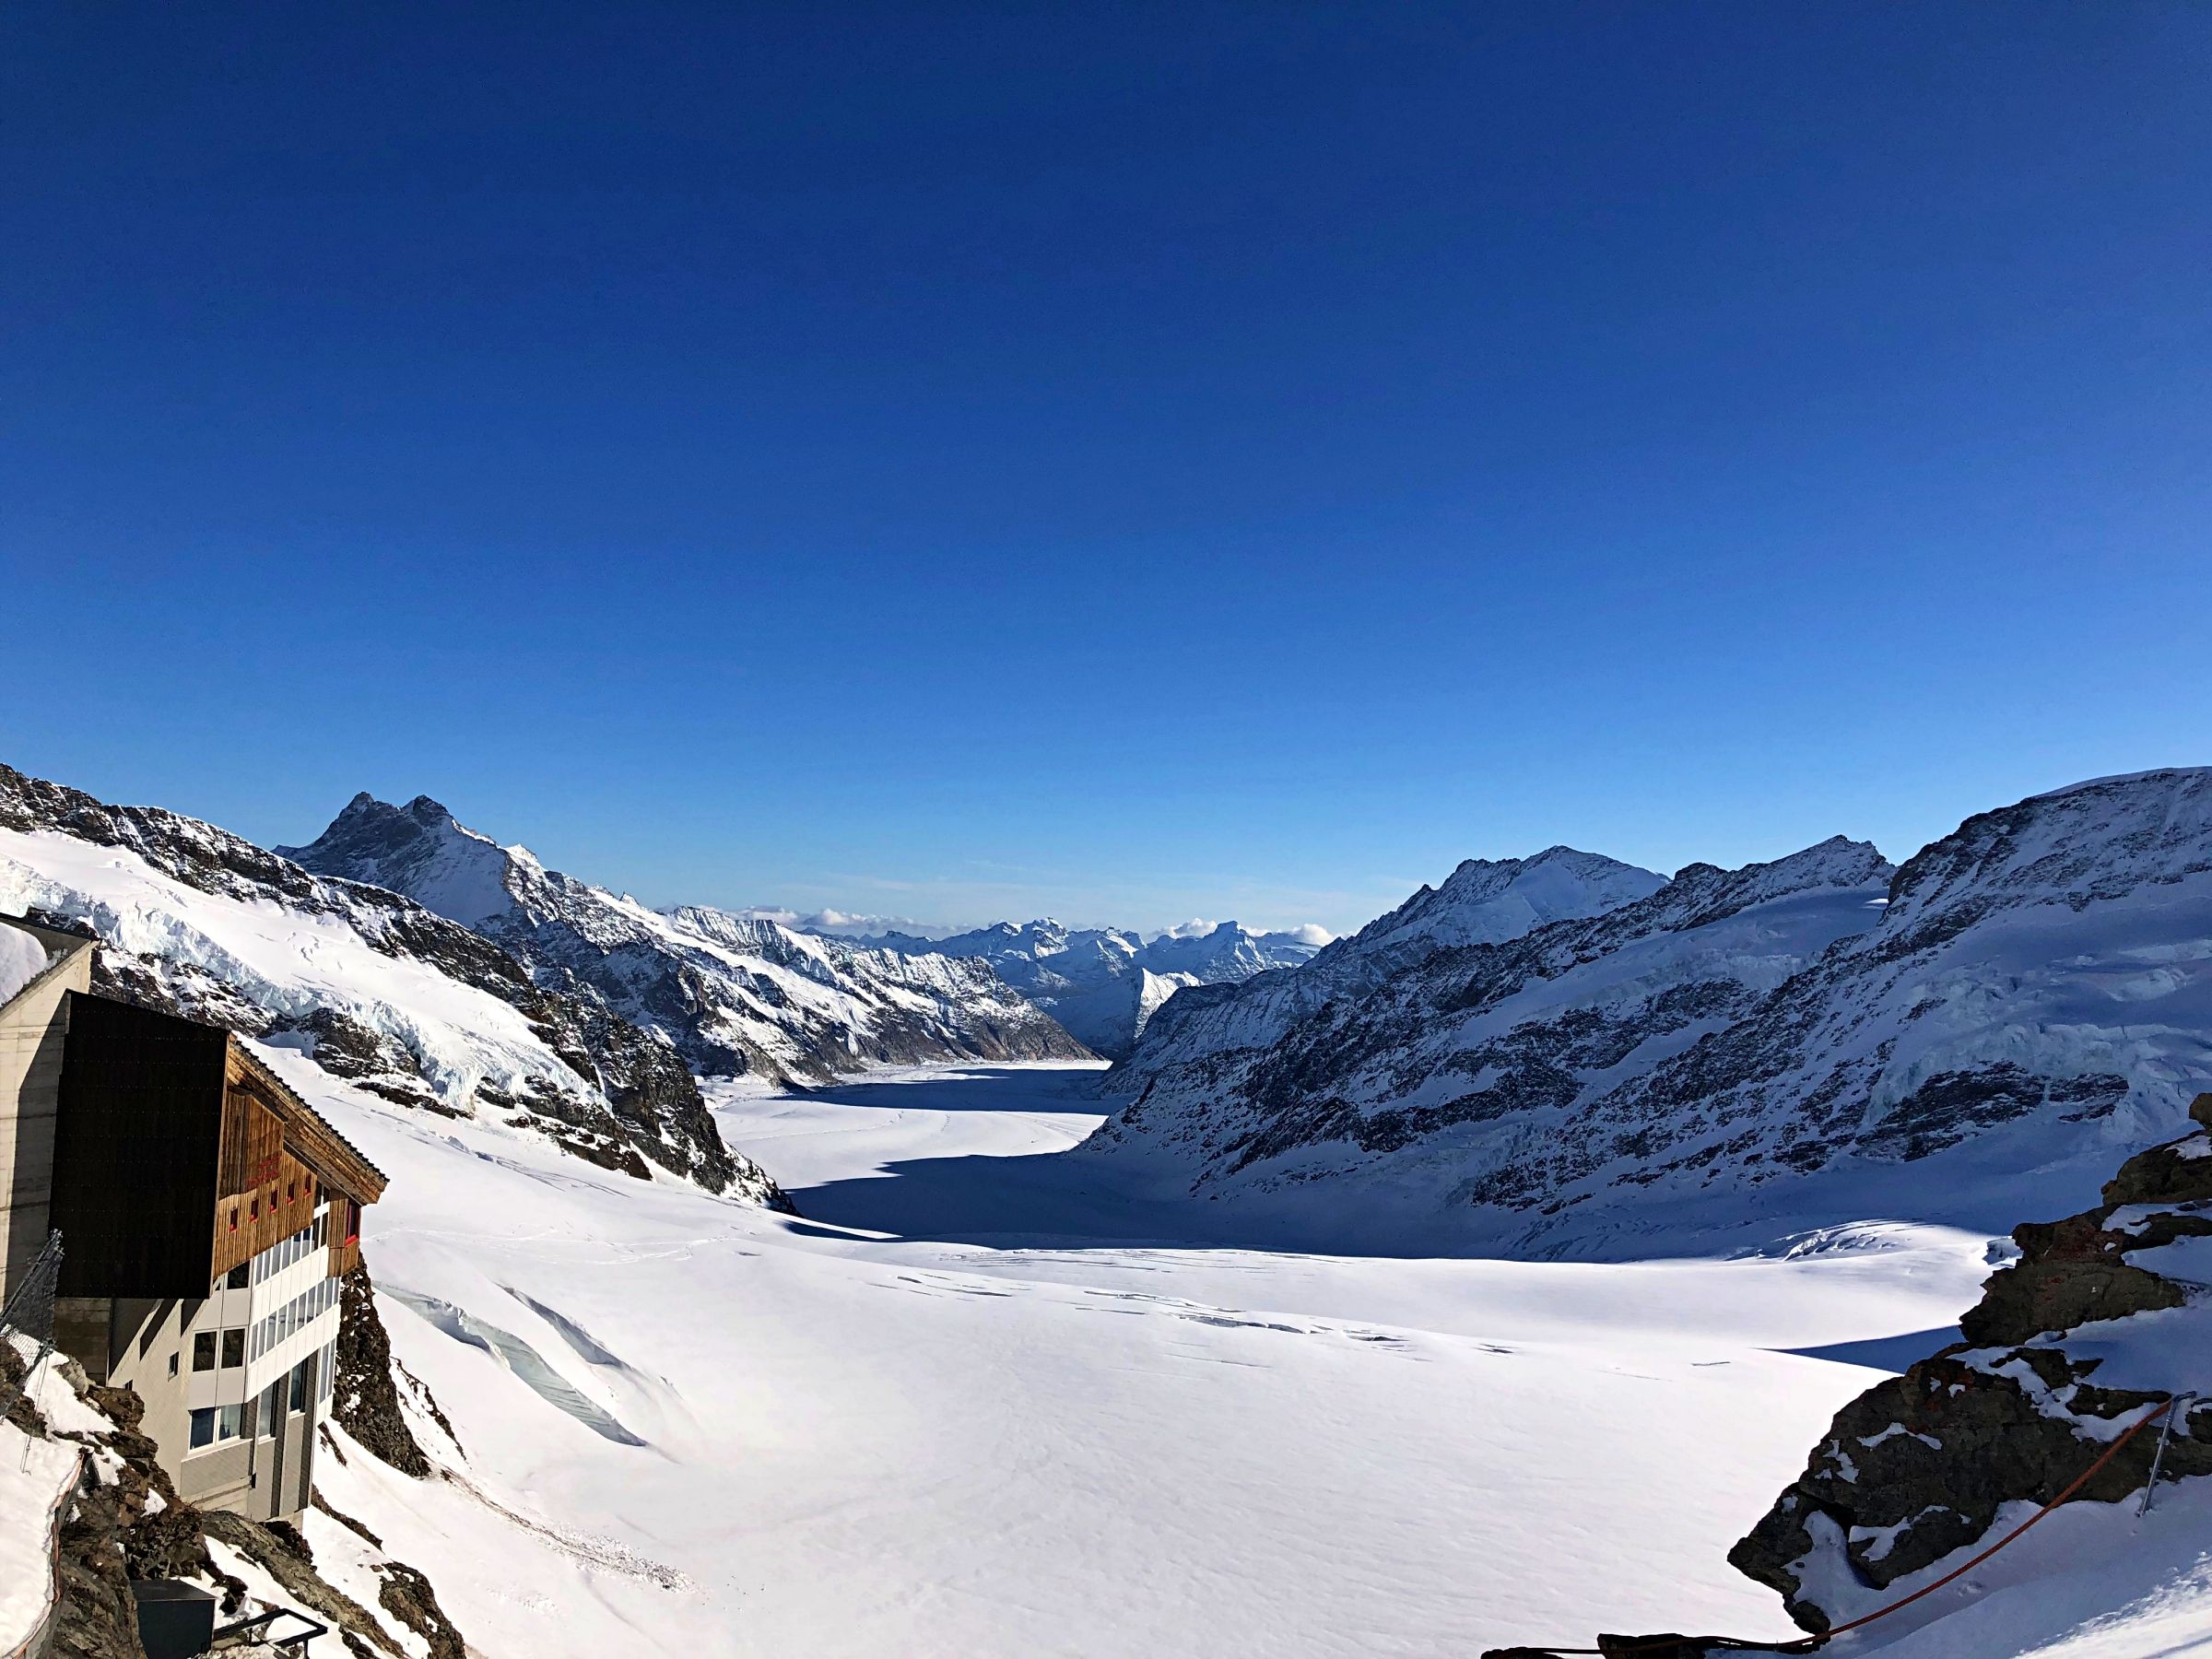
[3,4,2206,936]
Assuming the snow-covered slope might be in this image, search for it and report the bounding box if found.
[1088,839,1890,1230]
[276,1055,1995,1658]
[1488,768,2212,1249]
[1090,771,2212,1259]
[1102,845,1669,1090]
[0,764,784,1202]
[278,794,1091,1087]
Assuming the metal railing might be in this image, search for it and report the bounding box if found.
[205,1606,330,1653]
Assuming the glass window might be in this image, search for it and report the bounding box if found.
[221,1328,244,1368]
[168,1351,180,1379]
[217,1403,241,1441]
[288,1362,307,1412]
[189,1407,216,1448]
[193,1332,217,1372]
[226,1263,249,1289]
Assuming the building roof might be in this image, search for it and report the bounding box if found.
[224,1037,388,1206]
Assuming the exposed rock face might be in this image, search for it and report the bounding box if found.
[333,1265,434,1478]
[280,794,1092,1085]
[1091,771,2212,1252]
[1730,1091,2212,1633]
[0,763,790,1204]
[1087,840,1890,1227]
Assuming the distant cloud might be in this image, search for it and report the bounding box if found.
[1159,917,1221,938]
[724,906,954,938]
[1153,917,1335,945]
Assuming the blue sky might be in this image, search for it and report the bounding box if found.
[3,4,2206,936]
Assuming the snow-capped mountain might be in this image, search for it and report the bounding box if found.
[859,917,1324,1058]
[0,764,783,1202]
[1087,771,2212,1255]
[1100,844,1668,1090]
[278,794,1091,1086]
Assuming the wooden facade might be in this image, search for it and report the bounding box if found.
[53,994,385,1298]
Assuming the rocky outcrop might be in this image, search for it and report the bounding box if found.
[2,1332,464,1659]
[1729,1090,2212,1634]
[332,1265,436,1478]
[280,794,1092,1085]
[0,763,792,1204]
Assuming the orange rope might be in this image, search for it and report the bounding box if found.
[1492,1394,2179,1658]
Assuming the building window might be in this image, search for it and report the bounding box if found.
[217,1404,242,1441]
[288,1362,308,1413]
[193,1332,217,1372]
[227,1263,249,1289]
[189,1407,216,1448]
[221,1328,244,1368]
[169,1351,180,1379]
[229,1206,239,1232]
[249,1197,259,1221]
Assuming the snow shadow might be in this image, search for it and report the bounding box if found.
[1778,1325,1961,1372]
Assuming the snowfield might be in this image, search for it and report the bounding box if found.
[283,1057,2018,1657]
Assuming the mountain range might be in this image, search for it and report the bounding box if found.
[276,794,1093,1085]
[1084,769,2212,1255]
[857,917,1325,1057]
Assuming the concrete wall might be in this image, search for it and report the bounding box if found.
[92,1291,325,1523]
[0,927,94,1305]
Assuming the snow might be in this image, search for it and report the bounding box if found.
[264,1052,2004,1657]
[0,827,596,1122]
[0,1418,78,1654]
[0,918,50,1008]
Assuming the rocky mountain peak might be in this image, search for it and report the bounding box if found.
[278,793,522,929]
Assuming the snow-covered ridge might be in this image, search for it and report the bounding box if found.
[1100,842,1672,1100]
[1087,771,2212,1256]
[0,763,782,1202]
[279,794,1092,1087]
[1088,837,1894,1230]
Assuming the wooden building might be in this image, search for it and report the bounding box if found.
[0,916,386,1524]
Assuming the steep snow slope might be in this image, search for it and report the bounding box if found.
[1093,771,2212,1261]
[274,1057,1994,1658]
[0,764,782,1201]
[279,794,1090,1087]
[1107,845,1668,1091]
[1488,768,2212,1251]
[1089,839,1892,1234]
[862,918,1323,1058]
